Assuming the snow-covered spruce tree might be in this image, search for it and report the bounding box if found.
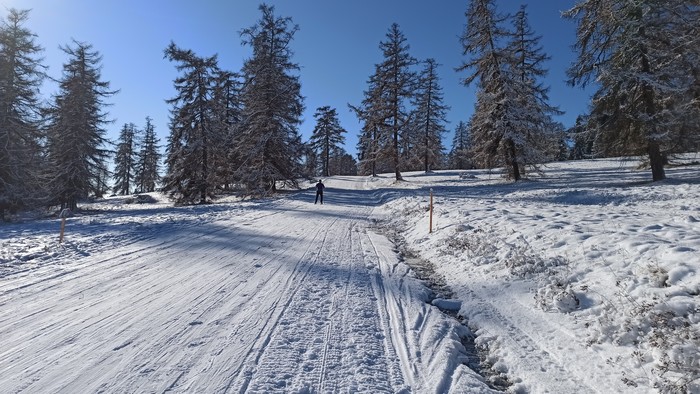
[234,4,305,194]
[410,58,448,173]
[162,42,220,204]
[505,5,562,171]
[376,23,418,181]
[351,64,390,177]
[457,0,522,179]
[329,148,358,176]
[449,120,472,169]
[112,122,137,196]
[309,106,346,177]
[45,40,116,211]
[568,114,595,160]
[566,0,700,181]
[210,69,241,190]
[0,8,45,219]
[134,116,161,193]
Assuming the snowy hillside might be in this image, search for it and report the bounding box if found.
[1,157,699,393]
[373,157,700,393]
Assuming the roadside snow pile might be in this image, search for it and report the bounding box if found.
[374,158,700,393]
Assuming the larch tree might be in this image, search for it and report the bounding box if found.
[0,8,45,219]
[449,120,472,170]
[112,122,137,195]
[162,42,220,204]
[504,5,562,174]
[351,64,389,177]
[134,116,161,193]
[566,0,700,181]
[235,3,305,194]
[376,23,418,181]
[309,106,346,177]
[210,69,242,190]
[410,58,448,173]
[458,0,523,179]
[45,40,116,211]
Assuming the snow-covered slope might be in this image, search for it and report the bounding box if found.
[1,156,698,393]
[373,157,700,393]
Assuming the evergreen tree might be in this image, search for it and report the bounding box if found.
[210,69,242,190]
[568,114,595,160]
[449,120,472,169]
[566,0,700,181]
[45,40,116,211]
[377,23,418,181]
[351,64,389,177]
[235,4,305,194]
[506,5,562,172]
[113,122,137,195]
[134,116,161,193]
[0,8,45,219]
[458,0,523,179]
[162,42,220,204]
[309,106,346,177]
[410,58,448,173]
[329,148,358,176]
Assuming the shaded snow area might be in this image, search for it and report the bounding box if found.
[1,157,699,393]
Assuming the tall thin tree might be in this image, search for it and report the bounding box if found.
[45,40,116,211]
[377,23,418,181]
[235,4,305,194]
[162,42,219,204]
[0,8,45,219]
[112,122,137,195]
[134,116,161,193]
[411,58,448,173]
[309,106,346,177]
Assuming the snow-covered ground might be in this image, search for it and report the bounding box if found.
[1,156,699,393]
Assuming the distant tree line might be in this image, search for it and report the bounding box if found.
[1,1,699,217]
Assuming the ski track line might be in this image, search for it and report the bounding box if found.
[0,204,295,393]
[220,214,339,393]
[365,230,420,392]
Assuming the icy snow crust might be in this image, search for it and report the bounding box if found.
[1,157,699,393]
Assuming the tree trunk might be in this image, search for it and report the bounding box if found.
[508,139,521,181]
[648,141,666,181]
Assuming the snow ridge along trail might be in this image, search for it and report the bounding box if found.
[0,181,487,393]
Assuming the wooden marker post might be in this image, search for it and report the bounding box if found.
[429,188,433,233]
[59,208,70,243]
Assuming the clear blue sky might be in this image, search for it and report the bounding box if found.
[2,0,592,156]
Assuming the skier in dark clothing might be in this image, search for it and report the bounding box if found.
[315,180,325,204]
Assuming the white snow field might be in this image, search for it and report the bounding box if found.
[1,156,699,393]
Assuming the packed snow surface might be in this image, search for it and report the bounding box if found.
[1,157,699,393]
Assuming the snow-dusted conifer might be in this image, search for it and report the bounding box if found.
[45,40,116,211]
[566,0,700,181]
[410,59,448,173]
[211,69,241,190]
[506,5,562,172]
[0,9,45,219]
[376,23,418,181]
[309,106,346,177]
[112,122,137,195]
[162,42,220,204]
[458,0,523,179]
[134,117,160,193]
[235,4,305,194]
[449,121,472,170]
[351,65,390,177]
